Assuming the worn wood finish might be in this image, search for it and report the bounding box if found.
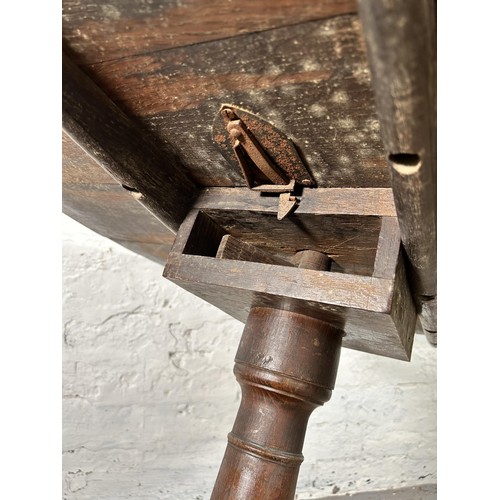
[357,0,437,339]
[211,252,343,499]
[205,209,381,276]
[63,0,357,65]
[194,187,397,275]
[164,209,415,361]
[63,52,199,235]
[293,249,332,271]
[419,297,437,346]
[83,16,388,189]
[373,217,401,279]
[195,187,396,217]
[217,235,293,267]
[63,132,175,264]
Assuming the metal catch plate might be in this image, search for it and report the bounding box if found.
[213,105,315,190]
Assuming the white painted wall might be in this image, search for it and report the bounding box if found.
[62,215,436,499]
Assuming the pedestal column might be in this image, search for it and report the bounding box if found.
[211,251,343,500]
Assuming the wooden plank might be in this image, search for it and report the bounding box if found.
[217,235,293,267]
[357,1,437,335]
[165,252,414,361]
[62,131,115,185]
[63,183,175,244]
[63,132,176,263]
[62,0,357,64]
[62,53,199,234]
[167,252,390,318]
[84,16,389,188]
[195,187,396,216]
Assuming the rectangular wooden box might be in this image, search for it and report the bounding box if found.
[164,187,416,360]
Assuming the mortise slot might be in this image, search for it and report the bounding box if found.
[183,211,227,258]
[122,184,140,193]
[388,153,421,175]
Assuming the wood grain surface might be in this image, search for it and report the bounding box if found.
[357,0,436,337]
[82,16,388,188]
[211,302,343,499]
[63,131,175,264]
[217,235,293,267]
[204,209,381,276]
[164,209,416,360]
[63,53,198,234]
[195,187,396,216]
[63,0,357,64]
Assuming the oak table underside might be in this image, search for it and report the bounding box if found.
[62,7,390,266]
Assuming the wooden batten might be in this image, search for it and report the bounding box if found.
[62,132,176,264]
[62,52,199,235]
[357,0,437,337]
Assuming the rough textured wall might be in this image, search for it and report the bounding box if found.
[62,215,436,499]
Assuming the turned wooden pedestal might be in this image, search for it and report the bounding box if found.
[164,193,417,498]
[211,307,343,499]
[211,252,343,499]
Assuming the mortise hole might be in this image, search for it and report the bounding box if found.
[122,184,142,200]
[388,153,421,175]
[388,153,420,166]
[122,184,140,193]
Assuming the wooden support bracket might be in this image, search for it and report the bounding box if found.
[164,187,416,361]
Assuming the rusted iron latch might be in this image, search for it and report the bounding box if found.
[213,105,315,220]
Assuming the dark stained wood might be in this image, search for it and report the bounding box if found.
[164,209,416,361]
[63,132,175,263]
[293,249,332,271]
[211,255,343,499]
[357,1,437,338]
[195,187,397,216]
[194,187,396,276]
[419,297,437,346]
[83,16,389,189]
[63,0,357,65]
[217,235,293,267]
[205,209,380,276]
[373,217,401,279]
[63,52,199,235]
[182,211,227,258]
